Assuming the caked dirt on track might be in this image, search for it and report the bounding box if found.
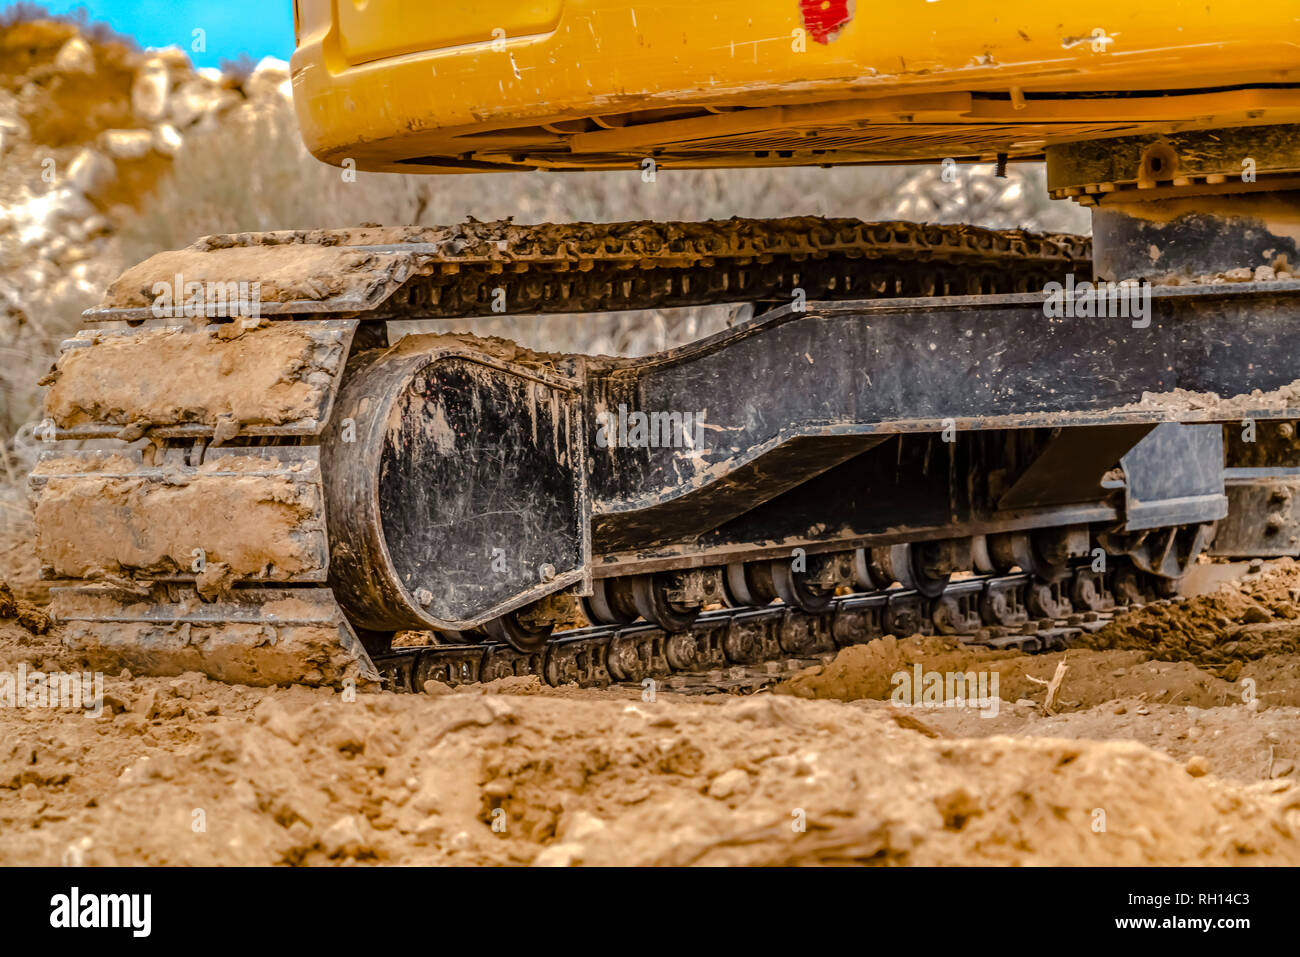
[1,563,1300,866]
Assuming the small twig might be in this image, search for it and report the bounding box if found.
[1026,659,1069,715]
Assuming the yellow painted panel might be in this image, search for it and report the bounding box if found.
[334,0,565,65]
[290,0,1300,170]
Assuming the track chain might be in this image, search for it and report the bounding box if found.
[373,563,1159,696]
[156,217,1093,321]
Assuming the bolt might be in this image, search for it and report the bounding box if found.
[538,563,556,582]
[1279,422,1295,440]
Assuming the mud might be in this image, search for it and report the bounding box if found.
[3,562,1300,866]
[778,639,1255,709]
[44,322,346,432]
[30,452,325,580]
[97,218,1090,316]
[56,618,369,689]
[0,582,48,635]
[106,244,387,309]
[2,615,1298,867]
[1131,379,1300,416]
[1078,562,1300,679]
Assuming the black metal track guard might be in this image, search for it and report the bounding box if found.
[325,282,1296,630]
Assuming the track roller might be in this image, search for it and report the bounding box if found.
[483,610,554,653]
[582,577,639,626]
[631,573,703,632]
[768,551,852,613]
[867,541,962,598]
[724,562,778,607]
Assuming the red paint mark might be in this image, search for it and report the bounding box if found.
[799,0,855,44]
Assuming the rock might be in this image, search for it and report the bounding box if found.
[1184,755,1211,777]
[114,712,148,733]
[561,811,607,842]
[728,696,791,727]
[168,78,237,128]
[246,56,292,102]
[130,689,159,719]
[319,815,366,858]
[1255,265,1277,282]
[195,562,236,601]
[1241,604,1272,624]
[532,842,584,867]
[101,129,155,161]
[150,45,194,73]
[131,59,171,123]
[7,188,94,248]
[1224,267,1254,282]
[53,37,95,74]
[1272,760,1295,779]
[422,679,454,696]
[82,214,112,238]
[65,148,115,199]
[153,124,183,156]
[707,768,751,800]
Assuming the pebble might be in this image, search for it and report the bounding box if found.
[562,811,608,842]
[319,815,366,858]
[1184,755,1211,777]
[533,842,584,867]
[707,768,751,800]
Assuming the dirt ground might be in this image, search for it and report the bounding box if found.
[2,558,1300,866]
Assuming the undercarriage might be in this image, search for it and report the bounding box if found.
[30,126,1300,690]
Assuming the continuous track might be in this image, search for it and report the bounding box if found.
[40,216,1209,692]
[92,217,1092,323]
[373,561,1158,695]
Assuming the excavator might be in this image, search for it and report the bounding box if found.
[28,1,1300,690]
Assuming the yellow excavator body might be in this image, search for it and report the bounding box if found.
[290,0,1300,173]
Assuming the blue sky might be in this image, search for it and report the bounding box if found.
[9,1,295,68]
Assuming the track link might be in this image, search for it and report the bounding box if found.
[373,562,1158,696]
[90,217,1092,323]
